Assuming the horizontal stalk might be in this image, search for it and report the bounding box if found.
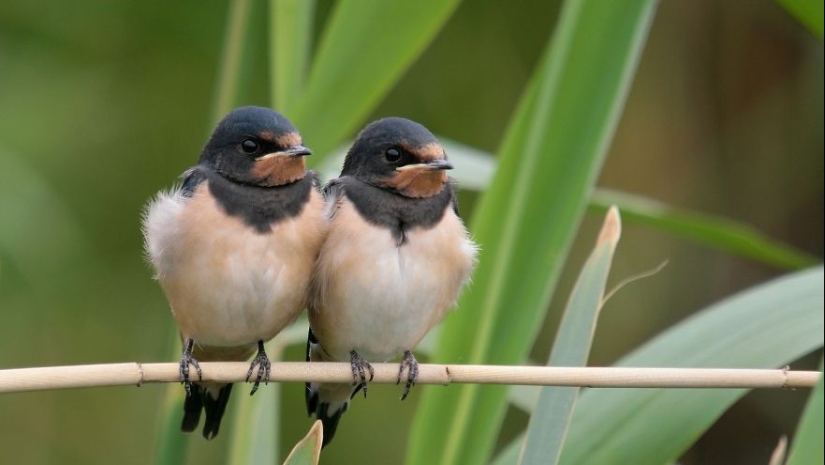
[0,363,819,394]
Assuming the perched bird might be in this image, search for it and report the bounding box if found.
[306,117,478,447]
[143,106,326,440]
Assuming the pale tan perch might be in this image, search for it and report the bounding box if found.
[0,363,820,394]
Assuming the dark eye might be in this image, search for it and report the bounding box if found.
[385,147,401,162]
[241,138,259,154]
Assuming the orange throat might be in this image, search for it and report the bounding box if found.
[388,169,447,198]
[251,156,306,186]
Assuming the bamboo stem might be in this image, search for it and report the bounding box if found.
[0,363,819,394]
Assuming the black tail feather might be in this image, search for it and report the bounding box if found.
[306,383,319,417]
[305,328,316,415]
[202,384,234,440]
[181,383,233,440]
[317,402,346,449]
[181,384,204,433]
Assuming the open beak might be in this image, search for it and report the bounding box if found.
[256,145,312,160]
[395,159,454,171]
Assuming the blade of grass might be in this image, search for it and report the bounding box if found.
[226,321,310,464]
[590,189,819,270]
[786,359,824,465]
[776,0,824,40]
[768,436,789,465]
[152,387,188,465]
[406,140,819,270]
[495,268,824,465]
[226,342,278,465]
[155,0,263,461]
[292,0,463,161]
[519,207,621,464]
[211,0,261,123]
[407,2,658,464]
[153,328,190,465]
[282,420,322,465]
[558,266,825,465]
[268,0,315,114]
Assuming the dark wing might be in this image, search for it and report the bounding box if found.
[322,177,347,220]
[448,181,461,217]
[306,169,323,193]
[180,167,207,198]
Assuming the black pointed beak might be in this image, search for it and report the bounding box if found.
[427,159,453,170]
[286,145,312,157]
[257,145,312,160]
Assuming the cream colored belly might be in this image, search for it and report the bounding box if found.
[145,184,326,347]
[310,201,476,362]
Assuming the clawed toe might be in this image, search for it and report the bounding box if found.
[246,341,271,396]
[350,350,374,398]
[180,339,203,396]
[397,350,418,401]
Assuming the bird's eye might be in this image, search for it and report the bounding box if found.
[385,147,401,162]
[241,138,259,154]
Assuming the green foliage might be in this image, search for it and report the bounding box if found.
[282,421,322,465]
[589,189,819,270]
[520,208,622,465]
[0,0,821,464]
[407,2,657,463]
[777,0,824,40]
[291,0,464,160]
[786,359,825,465]
[559,267,824,465]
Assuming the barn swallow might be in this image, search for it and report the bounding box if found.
[143,106,327,440]
[305,117,478,447]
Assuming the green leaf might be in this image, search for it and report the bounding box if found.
[282,420,323,465]
[227,321,309,464]
[398,139,817,271]
[211,0,263,123]
[786,359,824,465]
[406,1,657,464]
[777,0,824,40]
[520,207,621,465]
[559,266,825,465]
[268,0,315,114]
[293,0,462,161]
[590,189,819,270]
[227,343,279,465]
[152,328,190,465]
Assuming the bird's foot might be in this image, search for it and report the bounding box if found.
[246,340,271,396]
[350,350,374,399]
[180,338,203,396]
[397,350,419,401]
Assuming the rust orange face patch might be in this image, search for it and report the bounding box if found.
[251,155,306,186]
[386,168,447,198]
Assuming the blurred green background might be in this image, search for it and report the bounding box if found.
[0,1,821,464]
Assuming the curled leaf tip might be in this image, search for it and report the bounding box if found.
[597,205,622,246]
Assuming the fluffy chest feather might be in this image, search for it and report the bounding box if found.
[144,179,326,347]
[310,198,477,361]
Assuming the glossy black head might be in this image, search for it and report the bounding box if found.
[342,117,452,198]
[199,106,311,187]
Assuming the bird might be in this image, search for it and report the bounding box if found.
[143,106,327,440]
[305,117,478,447]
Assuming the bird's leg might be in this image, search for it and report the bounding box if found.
[350,350,374,399]
[397,350,419,401]
[180,338,203,396]
[246,340,271,396]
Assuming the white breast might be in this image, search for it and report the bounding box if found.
[309,200,477,362]
[144,182,326,347]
